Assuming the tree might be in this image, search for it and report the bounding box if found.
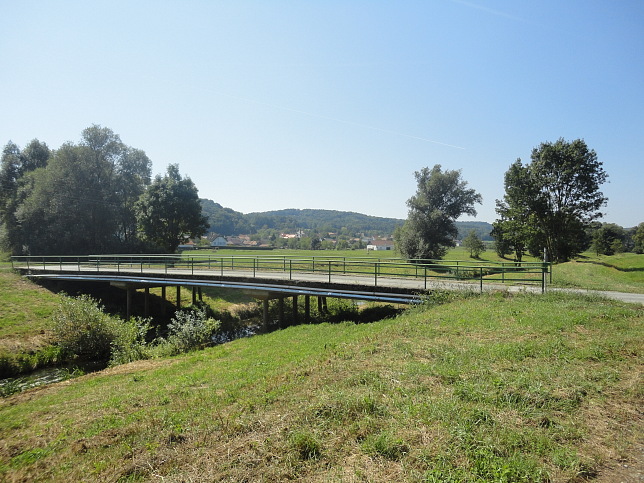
[0,140,52,252]
[136,164,208,253]
[463,229,485,258]
[633,223,644,254]
[3,126,154,255]
[19,142,122,254]
[493,139,607,263]
[590,223,625,256]
[395,165,482,260]
[114,147,151,245]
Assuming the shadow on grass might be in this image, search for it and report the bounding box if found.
[576,260,644,272]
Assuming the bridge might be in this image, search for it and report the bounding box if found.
[12,254,550,327]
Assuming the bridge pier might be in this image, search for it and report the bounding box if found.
[278,297,285,328]
[126,286,133,319]
[305,295,310,323]
[292,295,298,325]
[263,299,269,332]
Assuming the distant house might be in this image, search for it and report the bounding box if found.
[210,236,227,247]
[366,239,394,251]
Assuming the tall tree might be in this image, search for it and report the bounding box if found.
[494,139,607,263]
[0,140,51,253]
[633,222,644,254]
[492,159,539,262]
[115,147,151,245]
[136,164,208,253]
[19,142,121,254]
[5,126,152,255]
[395,165,481,260]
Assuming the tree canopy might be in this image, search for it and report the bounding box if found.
[0,126,207,255]
[494,139,607,263]
[395,165,481,260]
[463,229,486,258]
[136,164,208,253]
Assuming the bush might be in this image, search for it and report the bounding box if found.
[110,317,152,366]
[52,295,119,360]
[162,308,218,355]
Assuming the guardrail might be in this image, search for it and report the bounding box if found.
[12,254,551,292]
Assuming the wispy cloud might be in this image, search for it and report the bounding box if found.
[450,0,528,23]
[217,91,467,150]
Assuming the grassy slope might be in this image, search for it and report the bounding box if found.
[551,252,644,294]
[1,292,641,481]
[0,264,60,353]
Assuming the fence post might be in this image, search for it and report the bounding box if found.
[375,262,378,287]
[542,263,547,293]
[328,260,331,283]
[424,266,427,290]
[480,267,483,293]
[289,259,292,280]
[253,258,256,278]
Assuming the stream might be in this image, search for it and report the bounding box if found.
[0,362,106,397]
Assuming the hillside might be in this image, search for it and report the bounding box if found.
[200,200,493,239]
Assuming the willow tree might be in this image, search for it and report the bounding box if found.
[395,165,482,260]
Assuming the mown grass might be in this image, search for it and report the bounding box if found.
[0,291,641,481]
[551,252,644,294]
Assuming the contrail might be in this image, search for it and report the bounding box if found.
[449,0,527,23]
[220,92,466,150]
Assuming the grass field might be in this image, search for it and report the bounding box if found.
[550,252,644,294]
[0,264,59,352]
[1,291,641,481]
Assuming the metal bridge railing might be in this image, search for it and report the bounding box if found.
[11,254,551,293]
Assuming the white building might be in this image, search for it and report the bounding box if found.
[366,240,395,251]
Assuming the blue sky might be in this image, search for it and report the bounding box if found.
[1,1,642,227]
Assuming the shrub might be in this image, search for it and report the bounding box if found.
[52,295,119,360]
[109,317,152,366]
[164,308,218,354]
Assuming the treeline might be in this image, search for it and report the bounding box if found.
[200,203,405,237]
[0,126,206,255]
[201,202,494,240]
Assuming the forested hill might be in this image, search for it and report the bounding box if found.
[200,199,493,239]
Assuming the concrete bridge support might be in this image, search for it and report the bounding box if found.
[292,295,298,325]
[305,295,310,323]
